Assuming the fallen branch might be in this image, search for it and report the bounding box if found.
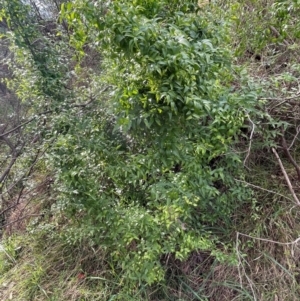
[272,147,300,205]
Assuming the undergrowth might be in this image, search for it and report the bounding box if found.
[1,191,300,301]
[0,227,250,300]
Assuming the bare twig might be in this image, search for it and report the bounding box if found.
[0,136,16,153]
[0,143,50,199]
[269,26,289,46]
[281,130,300,181]
[0,156,17,184]
[262,93,300,113]
[272,147,300,205]
[236,229,300,301]
[261,94,300,103]
[288,125,300,150]
[0,245,16,264]
[243,114,255,169]
[72,86,110,108]
[0,141,25,184]
[237,231,300,246]
[234,179,294,203]
[0,86,111,138]
[0,118,35,138]
[236,233,257,301]
[0,147,44,218]
[18,149,40,207]
[1,213,42,229]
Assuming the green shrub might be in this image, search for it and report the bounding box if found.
[52,0,257,285]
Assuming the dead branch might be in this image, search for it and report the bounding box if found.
[0,86,110,138]
[271,147,300,205]
[269,26,289,46]
[0,140,25,184]
[281,130,300,181]
[0,136,16,153]
[0,147,42,220]
[0,143,50,199]
[0,156,18,184]
[288,125,300,150]
[0,118,35,138]
[2,213,42,229]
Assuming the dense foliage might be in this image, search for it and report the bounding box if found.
[50,0,258,283]
[1,0,300,300]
